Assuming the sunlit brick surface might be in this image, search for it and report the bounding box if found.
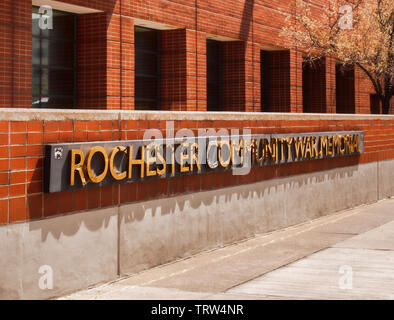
[0,0,393,225]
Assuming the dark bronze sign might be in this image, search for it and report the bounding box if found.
[44,131,364,193]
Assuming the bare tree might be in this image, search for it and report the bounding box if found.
[281,0,393,114]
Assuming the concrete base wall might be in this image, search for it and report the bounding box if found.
[1,159,393,299]
[0,208,118,299]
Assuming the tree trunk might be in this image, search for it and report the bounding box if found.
[382,76,393,114]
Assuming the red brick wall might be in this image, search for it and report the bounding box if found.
[0,1,393,225]
[160,29,187,111]
[78,13,108,109]
[78,11,134,110]
[222,41,246,112]
[0,114,393,225]
[336,65,355,114]
[159,29,207,111]
[325,56,337,113]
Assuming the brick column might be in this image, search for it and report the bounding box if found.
[160,29,186,111]
[160,29,206,111]
[222,41,246,112]
[325,56,336,113]
[0,0,31,108]
[78,13,134,110]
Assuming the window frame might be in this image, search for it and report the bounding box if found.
[206,39,223,112]
[260,50,270,112]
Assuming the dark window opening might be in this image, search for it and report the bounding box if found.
[135,26,161,110]
[32,6,77,109]
[207,39,222,111]
[260,50,270,112]
[370,94,381,114]
[336,64,355,113]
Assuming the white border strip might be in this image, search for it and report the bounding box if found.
[0,108,393,121]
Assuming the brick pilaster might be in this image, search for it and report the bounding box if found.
[325,56,336,113]
[290,49,303,113]
[222,41,246,112]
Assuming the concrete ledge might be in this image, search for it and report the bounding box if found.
[0,108,393,121]
[378,159,394,200]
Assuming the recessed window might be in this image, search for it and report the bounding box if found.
[135,26,161,110]
[302,58,326,113]
[32,7,77,109]
[370,94,381,114]
[206,39,222,111]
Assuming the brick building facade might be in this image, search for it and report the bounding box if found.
[2,0,393,113]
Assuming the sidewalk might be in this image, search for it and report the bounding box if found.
[59,198,394,300]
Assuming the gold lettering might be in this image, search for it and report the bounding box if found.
[320,136,327,157]
[180,142,190,173]
[250,139,258,164]
[353,134,360,153]
[207,140,218,169]
[169,144,175,175]
[344,135,351,154]
[146,144,157,177]
[311,136,318,158]
[279,138,285,161]
[327,135,333,155]
[190,143,200,172]
[255,139,265,163]
[231,139,244,166]
[334,135,345,155]
[263,138,277,162]
[285,137,293,161]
